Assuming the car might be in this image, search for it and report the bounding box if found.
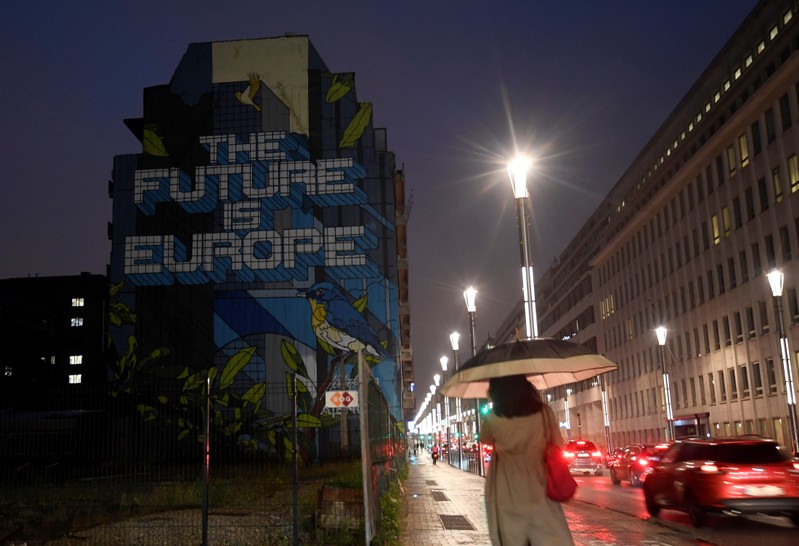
[605,447,625,468]
[563,439,603,475]
[609,443,670,487]
[642,436,799,527]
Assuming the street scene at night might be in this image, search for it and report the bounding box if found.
[2,0,799,544]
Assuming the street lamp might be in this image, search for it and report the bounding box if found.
[463,286,483,476]
[565,388,572,441]
[767,270,799,454]
[440,356,450,465]
[655,326,675,442]
[450,332,463,469]
[508,156,538,339]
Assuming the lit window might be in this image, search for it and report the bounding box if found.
[4,366,11,377]
[69,355,83,365]
[711,214,721,245]
[789,155,799,193]
[723,80,730,92]
[688,121,694,131]
[738,134,749,167]
[696,112,703,123]
[769,25,778,40]
[714,91,720,103]
[69,374,82,384]
[70,317,84,327]
[745,55,753,67]
[71,298,84,307]
[773,167,783,203]
[757,41,765,53]
[705,102,711,113]
[785,11,793,24]
[722,206,731,238]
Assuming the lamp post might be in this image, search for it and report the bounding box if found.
[440,356,451,466]
[508,156,538,339]
[463,286,483,476]
[433,377,441,449]
[767,270,799,454]
[565,388,572,441]
[450,331,463,469]
[655,326,676,442]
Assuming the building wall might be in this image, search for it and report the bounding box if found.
[108,36,407,430]
[501,0,799,452]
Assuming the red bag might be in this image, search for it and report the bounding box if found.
[544,443,577,502]
[542,408,577,502]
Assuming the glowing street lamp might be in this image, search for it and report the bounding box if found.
[463,286,483,476]
[508,156,538,339]
[655,326,675,442]
[450,332,463,468]
[767,270,799,454]
[440,356,451,465]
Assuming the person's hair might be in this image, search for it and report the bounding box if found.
[488,375,544,418]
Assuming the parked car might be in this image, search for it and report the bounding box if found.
[605,448,624,468]
[610,443,670,487]
[563,440,603,475]
[642,436,799,527]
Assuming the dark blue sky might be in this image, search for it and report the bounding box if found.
[0,0,758,408]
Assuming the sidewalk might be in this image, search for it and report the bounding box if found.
[400,450,700,546]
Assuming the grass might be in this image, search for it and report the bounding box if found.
[0,459,371,544]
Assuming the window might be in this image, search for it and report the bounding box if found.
[738,133,749,167]
[69,355,83,365]
[717,264,726,295]
[71,297,84,307]
[703,324,711,353]
[711,214,721,244]
[723,316,732,346]
[765,234,776,268]
[758,177,769,212]
[728,257,737,289]
[752,242,762,276]
[752,361,763,396]
[751,120,762,155]
[70,317,84,327]
[780,93,792,132]
[712,320,721,350]
[690,377,697,406]
[708,372,716,404]
[69,374,82,384]
[766,358,777,394]
[759,300,770,334]
[780,226,792,262]
[789,155,799,193]
[740,365,750,398]
[728,368,738,400]
[765,108,776,143]
[733,197,742,229]
[773,167,783,203]
[722,206,730,237]
[718,371,727,402]
[745,187,755,220]
[699,375,707,405]
[746,306,756,338]
[734,311,743,342]
[740,250,749,283]
[707,270,715,300]
[789,288,799,323]
[722,150,732,179]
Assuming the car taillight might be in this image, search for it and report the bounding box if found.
[699,462,723,473]
[564,451,575,458]
[793,461,799,471]
[591,451,601,458]
[637,457,649,467]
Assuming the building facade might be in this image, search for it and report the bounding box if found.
[107,36,412,457]
[497,0,799,453]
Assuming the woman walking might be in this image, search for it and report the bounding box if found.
[480,374,574,545]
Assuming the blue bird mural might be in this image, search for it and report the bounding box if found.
[298,281,387,360]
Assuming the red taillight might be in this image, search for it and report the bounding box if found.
[700,463,720,473]
[591,451,602,458]
[637,457,649,467]
[792,461,799,471]
[564,451,575,458]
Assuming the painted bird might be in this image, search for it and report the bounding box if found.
[235,72,261,111]
[298,281,387,360]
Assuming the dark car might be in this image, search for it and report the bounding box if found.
[643,436,799,527]
[610,443,670,487]
[563,440,603,476]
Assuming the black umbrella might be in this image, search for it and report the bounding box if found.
[440,338,618,398]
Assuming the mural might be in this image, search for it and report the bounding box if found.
[112,37,402,441]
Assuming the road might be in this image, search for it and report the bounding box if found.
[571,471,798,546]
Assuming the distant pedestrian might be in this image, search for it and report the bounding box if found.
[480,375,574,545]
[431,444,439,465]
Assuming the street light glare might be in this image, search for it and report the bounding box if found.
[767,269,784,297]
[655,326,668,346]
[449,332,460,351]
[508,155,532,199]
[440,356,448,371]
[463,286,478,313]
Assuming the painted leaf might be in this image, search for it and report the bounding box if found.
[318,338,335,355]
[158,395,168,404]
[326,74,351,103]
[291,413,322,428]
[182,371,206,392]
[220,346,256,390]
[353,293,367,313]
[242,382,266,406]
[280,340,309,378]
[339,102,372,148]
[143,128,169,157]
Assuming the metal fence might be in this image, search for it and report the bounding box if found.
[0,376,404,545]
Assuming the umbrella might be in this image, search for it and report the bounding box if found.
[439,338,618,398]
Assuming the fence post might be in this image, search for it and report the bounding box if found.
[202,376,210,546]
[292,371,299,546]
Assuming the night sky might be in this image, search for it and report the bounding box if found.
[0,0,758,413]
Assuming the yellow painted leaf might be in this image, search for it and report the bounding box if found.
[354,293,367,313]
[339,102,372,148]
[143,128,169,157]
[326,74,351,103]
[220,347,255,390]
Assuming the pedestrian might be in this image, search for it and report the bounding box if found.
[431,443,439,465]
[480,374,574,545]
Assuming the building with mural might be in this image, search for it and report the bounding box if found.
[108,36,411,460]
